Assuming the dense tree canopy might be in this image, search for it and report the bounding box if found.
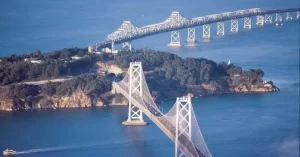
[113,49,264,86]
[0,48,114,85]
[1,47,266,104]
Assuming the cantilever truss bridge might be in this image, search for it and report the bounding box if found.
[90,7,300,52]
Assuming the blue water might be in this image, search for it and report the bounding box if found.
[0,0,299,157]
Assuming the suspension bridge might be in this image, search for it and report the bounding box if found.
[88,8,300,52]
[112,62,212,157]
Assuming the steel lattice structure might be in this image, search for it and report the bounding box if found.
[113,62,212,157]
[91,8,300,51]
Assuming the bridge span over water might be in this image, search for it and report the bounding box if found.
[113,62,212,157]
[88,7,300,52]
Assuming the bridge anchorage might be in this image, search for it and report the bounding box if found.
[88,8,300,53]
[113,61,212,157]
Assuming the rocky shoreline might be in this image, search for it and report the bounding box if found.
[0,63,279,111]
[0,82,279,111]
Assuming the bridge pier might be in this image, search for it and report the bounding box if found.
[187,27,196,43]
[168,31,181,47]
[264,14,272,24]
[243,17,251,29]
[111,42,114,51]
[175,96,192,157]
[122,62,147,126]
[202,25,210,39]
[297,11,300,19]
[122,41,132,51]
[275,13,283,26]
[256,15,264,26]
[217,22,224,36]
[231,19,238,32]
[286,12,292,20]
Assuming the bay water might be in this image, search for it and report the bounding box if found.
[0,0,299,156]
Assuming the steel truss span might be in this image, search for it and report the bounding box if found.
[91,8,300,51]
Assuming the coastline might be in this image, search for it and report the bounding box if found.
[0,48,279,112]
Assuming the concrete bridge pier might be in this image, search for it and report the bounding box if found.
[202,24,211,39]
[243,17,251,29]
[217,22,224,36]
[264,14,272,24]
[231,19,238,32]
[256,15,264,26]
[275,13,283,26]
[168,31,182,47]
[286,12,292,20]
[297,11,300,19]
[187,27,196,43]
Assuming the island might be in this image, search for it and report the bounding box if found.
[0,48,279,111]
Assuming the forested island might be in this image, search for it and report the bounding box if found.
[0,48,279,111]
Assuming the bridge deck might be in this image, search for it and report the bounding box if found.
[114,82,205,157]
[92,8,300,50]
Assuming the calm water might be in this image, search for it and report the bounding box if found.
[0,0,299,157]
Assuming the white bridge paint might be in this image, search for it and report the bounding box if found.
[114,62,212,157]
[88,8,300,52]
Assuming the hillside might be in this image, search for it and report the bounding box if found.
[0,48,279,111]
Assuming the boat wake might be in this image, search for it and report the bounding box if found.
[14,138,160,155]
[15,142,105,155]
[16,145,80,154]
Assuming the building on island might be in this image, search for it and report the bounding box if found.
[24,58,44,64]
[71,55,82,60]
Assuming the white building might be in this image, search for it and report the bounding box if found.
[30,60,44,64]
[71,56,83,60]
[24,58,44,64]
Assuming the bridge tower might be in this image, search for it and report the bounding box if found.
[122,62,147,126]
[297,11,300,19]
[202,25,211,39]
[217,22,224,36]
[175,96,192,157]
[243,17,251,29]
[187,27,196,43]
[168,31,181,47]
[264,14,272,24]
[231,20,238,32]
[256,15,264,26]
[286,12,292,20]
[122,41,132,51]
[275,13,283,26]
